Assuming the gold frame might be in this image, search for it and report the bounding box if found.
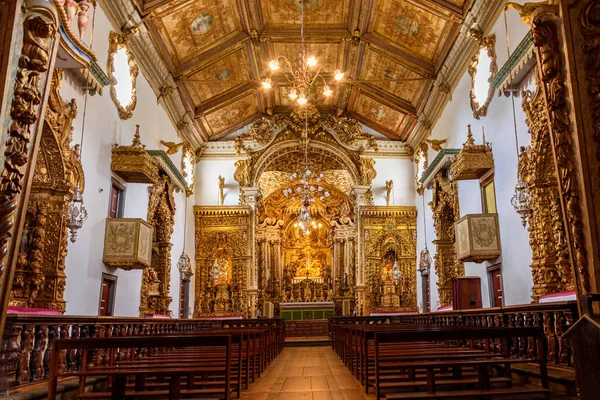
[181,143,196,195]
[414,141,428,193]
[468,28,497,119]
[107,31,139,120]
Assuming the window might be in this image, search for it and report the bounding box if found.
[108,31,139,119]
[480,170,497,214]
[99,274,117,316]
[482,179,497,213]
[181,144,196,194]
[468,28,497,119]
[109,179,125,218]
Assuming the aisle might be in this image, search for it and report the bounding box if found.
[241,346,376,400]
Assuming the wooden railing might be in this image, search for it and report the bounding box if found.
[0,315,283,392]
[330,301,578,370]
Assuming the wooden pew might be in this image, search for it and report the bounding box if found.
[331,321,551,400]
[48,334,233,400]
[373,326,550,399]
[46,323,281,400]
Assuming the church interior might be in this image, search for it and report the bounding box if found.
[1,0,599,399]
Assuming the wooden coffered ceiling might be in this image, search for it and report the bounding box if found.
[136,0,472,142]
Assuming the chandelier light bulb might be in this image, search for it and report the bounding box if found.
[262,78,272,89]
[268,59,280,70]
[334,69,344,80]
[297,93,307,105]
[306,55,317,67]
[289,88,298,99]
[323,85,332,96]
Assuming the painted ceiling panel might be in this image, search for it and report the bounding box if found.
[152,0,241,66]
[141,0,470,141]
[185,48,251,105]
[358,48,428,106]
[371,0,455,63]
[260,0,350,27]
[204,93,259,137]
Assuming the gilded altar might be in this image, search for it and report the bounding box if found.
[194,206,251,317]
[360,207,417,315]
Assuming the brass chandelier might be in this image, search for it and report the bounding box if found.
[261,2,344,105]
[282,109,330,234]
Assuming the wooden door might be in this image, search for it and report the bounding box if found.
[491,269,503,307]
[99,278,114,316]
[109,185,120,218]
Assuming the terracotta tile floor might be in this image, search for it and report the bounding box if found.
[240,346,376,400]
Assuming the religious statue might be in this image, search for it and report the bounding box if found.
[218,175,225,205]
[381,254,395,283]
[211,248,232,286]
[385,180,393,206]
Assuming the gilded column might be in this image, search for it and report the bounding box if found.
[240,187,260,317]
[0,0,61,332]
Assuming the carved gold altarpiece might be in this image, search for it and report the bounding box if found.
[139,175,176,316]
[430,172,463,307]
[10,70,84,311]
[360,207,417,315]
[194,206,251,317]
[520,88,573,300]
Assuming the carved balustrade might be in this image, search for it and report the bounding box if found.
[0,315,221,391]
[329,301,578,370]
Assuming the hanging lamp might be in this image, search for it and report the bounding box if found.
[503,10,532,226]
[64,4,98,242]
[177,195,193,277]
[418,195,432,272]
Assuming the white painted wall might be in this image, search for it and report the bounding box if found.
[195,159,239,206]
[60,6,194,317]
[371,158,415,207]
[416,8,535,311]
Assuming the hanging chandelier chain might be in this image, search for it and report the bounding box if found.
[504,9,520,157]
[182,195,188,252]
[422,195,428,248]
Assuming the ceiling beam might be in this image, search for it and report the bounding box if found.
[194,81,259,116]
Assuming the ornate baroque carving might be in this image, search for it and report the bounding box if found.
[139,175,176,316]
[111,125,159,184]
[430,172,462,307]
[360,207,418,315]
[532,8,588,293]
[467,27,498,119]
[107,29,139,120]
[450,125,494,180]
[521,89,573,300]
[194,206,251,317]
[0,15,56,304]
[10,67,83,311]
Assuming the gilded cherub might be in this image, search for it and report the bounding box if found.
[423,138,447,152]
[160,140,185,155]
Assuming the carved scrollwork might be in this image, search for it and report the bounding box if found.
[532,9,588,293]
[194,206,251,317]
[467,26,498,119]
[107,30,139,120]
[430,172,462,306]
[1,14,56,306]
[140,175,176,316]
[521,88,573,300]
[360,207,418,315]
